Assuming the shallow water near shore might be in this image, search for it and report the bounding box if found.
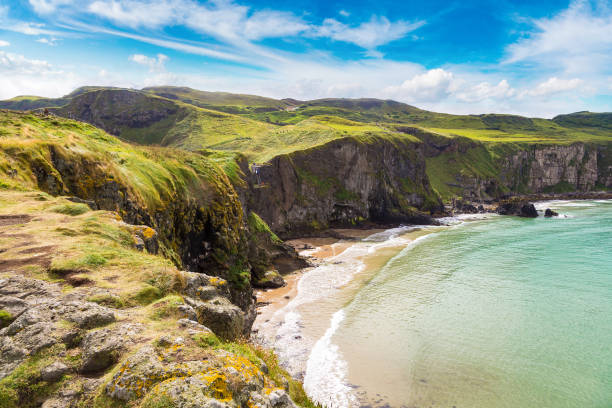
[256,200,612,408]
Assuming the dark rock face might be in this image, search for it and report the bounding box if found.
[497,199,538,217]
[545,208,559,217]
[520,203,539,217]
[246,137,442,238]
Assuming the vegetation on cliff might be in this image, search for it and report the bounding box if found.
[0,185,314,408]
[0,84,611,407]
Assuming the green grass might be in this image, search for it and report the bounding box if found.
[50,203,90,216]
[0,309,13,328]
[248,212,281,243]
[148,295,184,320]
[0,345,67,408]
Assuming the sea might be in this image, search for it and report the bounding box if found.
[254,200,612,408]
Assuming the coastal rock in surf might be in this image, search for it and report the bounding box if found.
[453,199,479,214]
[496,199,538,218]
[545,208,559,217]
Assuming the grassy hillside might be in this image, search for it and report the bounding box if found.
[143,86,289,113]
[1,86,612,164]
[0,110,318,407]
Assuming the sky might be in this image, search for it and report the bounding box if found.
[0,0,611,117]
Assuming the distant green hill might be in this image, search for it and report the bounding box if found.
[1,86,611,163]
[553,111,612,131]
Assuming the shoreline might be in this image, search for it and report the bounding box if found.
[254,228,387,327]
[252,198,610,406]
[251,223,462,405]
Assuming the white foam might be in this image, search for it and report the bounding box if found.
[255,225,451,401]
[438,212,497,225]
[536,200,596,209]
[304,310,358,408]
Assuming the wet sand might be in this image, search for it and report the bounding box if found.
[254,230,373,325]
[253,227,434,341]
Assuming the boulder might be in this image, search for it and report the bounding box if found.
[520,203,538,217]
[41,361,69,382]
[497,199,539,218]
[254,270,285,289]
[79,323,142,373]
[544,208,559,217]
[194,297,245,341]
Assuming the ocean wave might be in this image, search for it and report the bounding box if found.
[304,310,358,408]
[536,200,597,209]
[256,226,444,401]
[438,212,497,225]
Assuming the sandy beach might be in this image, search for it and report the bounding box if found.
[251,226,440,381]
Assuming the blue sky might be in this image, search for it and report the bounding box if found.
[0,0,611,117]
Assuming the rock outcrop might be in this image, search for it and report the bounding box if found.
[246,136,442,238]
[545,208,559,217]
[497,199,539,217]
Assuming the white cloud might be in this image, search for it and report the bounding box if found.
[384,69,455,102]
[87,0,179,29]
[29,0,74,14]
[129,53,168,72]
[0,50,52,75]
[339,10,350,17]
[9,22,63,36]
[243,10,309,40]
[36,37,59,46]
[0,40,9,47]
[0,50,79,99]
[84,0,417,51]
[456,79,516,102]
[316,16,425,50]
[527,77,583,96]
[505,0,612,75]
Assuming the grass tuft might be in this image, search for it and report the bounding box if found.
[50,203,90,216]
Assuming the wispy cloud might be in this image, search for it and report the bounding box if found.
[129,53,168,72]
[28,0,75,14]
[505,0,612,75]
[0,40,9,47]
[316,16,425,51]
[35,0,419,52]
[36,37,59,45]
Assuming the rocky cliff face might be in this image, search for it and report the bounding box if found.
[244,136,442,238]
[413,128,612,201]
[500,143,603,192]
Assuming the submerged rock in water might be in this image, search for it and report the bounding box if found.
[496,199,538,218]
[544,208,559,217]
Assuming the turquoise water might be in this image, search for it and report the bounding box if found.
[335,201,612,408]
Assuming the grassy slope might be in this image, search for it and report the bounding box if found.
[0,110,317,407]
[3,86,612,150]
[0,109,233,210]
[2,88,611,203]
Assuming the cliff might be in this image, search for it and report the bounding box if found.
[244,136,442,238]
[0,110,315,408]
